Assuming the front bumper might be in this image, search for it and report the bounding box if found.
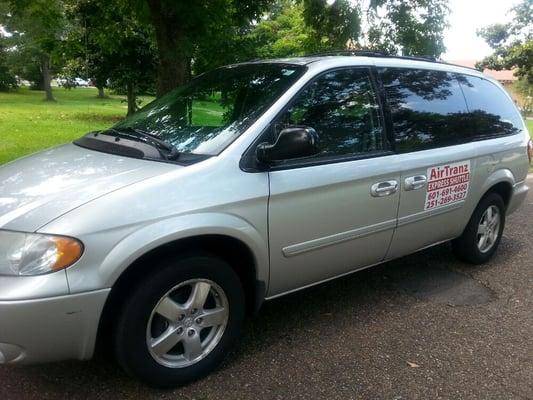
[0,286,109,365]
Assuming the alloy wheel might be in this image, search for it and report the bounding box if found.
[146,279,229,368]
[476,205,501,253]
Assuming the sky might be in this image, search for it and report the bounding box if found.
[442,0,520,61]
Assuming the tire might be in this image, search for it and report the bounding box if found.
[452,192,506,264]
[114,252,245,388]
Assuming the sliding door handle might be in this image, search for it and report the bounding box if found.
[370,180,398,197]
[404,175,427,191]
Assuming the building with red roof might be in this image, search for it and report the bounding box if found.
[446,60,517,84]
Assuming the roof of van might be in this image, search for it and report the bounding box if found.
[240,54,487,79]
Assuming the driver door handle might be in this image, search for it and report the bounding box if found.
[404,175,427,191]
[370,180,398,197]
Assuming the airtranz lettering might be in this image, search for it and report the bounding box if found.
[429,164,469,180]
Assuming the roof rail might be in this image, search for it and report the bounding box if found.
[395,55,437,62]
[437,60,480,72]
[305,50,438,63]
[305,50,389,58]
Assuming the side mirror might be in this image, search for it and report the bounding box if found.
[256,126,320,164]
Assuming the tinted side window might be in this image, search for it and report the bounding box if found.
[277,68,385,158]
[458,75,522,137]
[380,68,471,153]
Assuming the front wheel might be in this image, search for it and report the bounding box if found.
[452,192,506,264]
[114,253,245,388]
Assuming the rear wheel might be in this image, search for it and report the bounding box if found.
[452,192,505,264]
[114,253,245,388]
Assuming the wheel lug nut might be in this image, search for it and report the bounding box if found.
[178,314,184,321]
[188,329,195,337]
[195,318,202,324]
[191,308,197,315]
[177,327,183,335]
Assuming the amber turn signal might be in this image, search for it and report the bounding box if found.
[51,236,84,272]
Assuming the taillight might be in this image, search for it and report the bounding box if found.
[528,139,533,165]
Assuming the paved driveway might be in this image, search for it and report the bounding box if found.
[1,177,532,400]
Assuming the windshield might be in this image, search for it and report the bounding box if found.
[113,63,306,156]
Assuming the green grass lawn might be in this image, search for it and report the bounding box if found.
[0,87,153,165]
[1,87,533,167]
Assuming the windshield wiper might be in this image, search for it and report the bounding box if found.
[102,127,180,160]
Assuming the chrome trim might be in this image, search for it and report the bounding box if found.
[397,201,464,227]
[282,218,397,257]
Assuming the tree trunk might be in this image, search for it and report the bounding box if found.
[41,55,55,102]
[126,82,137,116]
[97,86,106,99]
[147,0,191,97]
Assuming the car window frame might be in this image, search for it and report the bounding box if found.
[240,66,394,172]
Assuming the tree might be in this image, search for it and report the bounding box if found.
[142,0,272,96]
[144,0,449,96]
[0,0,66,101]
[61,1,113,98]
[195,0,448,76]
[0,37,17,91]
[192,0,362,76]
[364,0,449,57]
[249,1,314,58]
[63,0,157,115]
[477,0,533,83]
[302,0,361,52]
[5,41,44,89]
[243,0,449,58]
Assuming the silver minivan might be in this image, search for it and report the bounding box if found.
[0,54,531,387]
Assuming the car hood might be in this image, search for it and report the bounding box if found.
[0,144,177,232]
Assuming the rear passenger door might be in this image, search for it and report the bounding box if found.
[266,67,401,296]
[378,68,479,259]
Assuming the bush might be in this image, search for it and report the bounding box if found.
[0,66,17,91]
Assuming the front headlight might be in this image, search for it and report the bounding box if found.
[0,230,83,276]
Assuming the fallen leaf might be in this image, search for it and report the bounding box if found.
[407,361,421,368]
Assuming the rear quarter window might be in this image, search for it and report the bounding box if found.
[457,75,523,138]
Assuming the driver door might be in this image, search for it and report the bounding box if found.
[266,67,401,297]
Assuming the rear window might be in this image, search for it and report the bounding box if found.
[457,75,522,138]
[379,68,471,153]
